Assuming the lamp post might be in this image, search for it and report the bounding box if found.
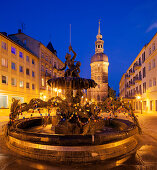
[136,95,142,114]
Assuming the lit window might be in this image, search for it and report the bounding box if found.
[19,66,23,72]
[26,82,29,88]
[19,81,24,88]
[11,78,16,86]
[32,84,35,90]
[32,59,35,65]
[42,78,44,86]
[0,95,8,108]
[19,51,23,58]
[11,47,16,54]
[2,41,7,50]
[1,58,8,67]
[32,71,35,77]
[26,68,29,75]
[11,62,16,70]
[153,78,156,86]
[2,75,7,84]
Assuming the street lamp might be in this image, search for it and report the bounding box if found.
[136,95,142,114]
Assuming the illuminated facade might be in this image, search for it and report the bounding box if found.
[88,22,109,102]
[0,30,64,116]
[0,32,39,115]
[119,33,157,113]
[9,30,64,101]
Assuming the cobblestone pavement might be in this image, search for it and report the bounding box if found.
[0,113,157,169]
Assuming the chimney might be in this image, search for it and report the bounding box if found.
[18,29,22,33]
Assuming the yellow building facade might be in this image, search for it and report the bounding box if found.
[0,30,64,117]
[0,32,39,116]
[119,33,157,113]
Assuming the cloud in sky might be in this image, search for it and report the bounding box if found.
[147,22,157,32]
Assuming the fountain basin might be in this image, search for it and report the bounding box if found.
[6,117,139,163]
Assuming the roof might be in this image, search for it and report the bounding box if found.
[0,32,38,58]
[91,53,108,63]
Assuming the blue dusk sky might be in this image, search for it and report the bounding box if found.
[0,0,157,93]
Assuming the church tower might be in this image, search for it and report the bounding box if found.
[88,21,109,102]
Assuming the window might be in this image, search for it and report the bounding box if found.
[0,95,8,108]
[32,59,35,65]
[149,79,152,87]
[139,57,141,65]
[143,101,147,110]
[148,62,151,71]
[41,53,44,58]
[26,56,29,62]
[19,81,24,88]
[152,59,155,68]
[11,62,16,70]
[142,52,145,63]
[2,75,7,84]
[11,78,16,86]
[19,51,23,58]
[136,102,138,110]
[153,77,156,86]
[11,47,16,54]
[54,62,56,68]
[1,58,8,67]
[2,41,7,50]
[143,82,146,93]
[26,82,29,88]
[153,43,155,51]
[19,66,23,73]
[12,97,24,103]
[45,56,48,61]
[149,48,151,55]
[32,84,35,90]
[26,68,29,75]
[42,78,44,86]
[150,101,153,111]
[98,45,100,48]
[32,71,35,77]
[23,39,26,46]
[41,65,44,71]
[143,67,146,78]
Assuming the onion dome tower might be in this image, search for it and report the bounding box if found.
[88,21,109,102]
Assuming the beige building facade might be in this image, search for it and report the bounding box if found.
[119,33,157,113]
[88,22,109,102]
[0,30,64,116]
[9,30,64,101]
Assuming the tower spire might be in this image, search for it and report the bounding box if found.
[98,19,101,35]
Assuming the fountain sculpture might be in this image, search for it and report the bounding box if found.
[5,45,140,164]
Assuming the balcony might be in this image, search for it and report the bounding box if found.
[129,81,135,86]
[125,74,130,79]
[134,76,142,83]
[125,85,130,89]
[129,70,135,76]
[134,62,141,71]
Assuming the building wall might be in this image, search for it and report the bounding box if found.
[0,33,39,115]
[9,33,64,101]
[119,33,157,113]
[90,61,109,102]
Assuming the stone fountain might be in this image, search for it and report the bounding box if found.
[5,45,140,164]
